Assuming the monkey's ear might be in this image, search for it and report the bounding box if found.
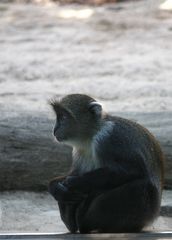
[49,100,59,112]
[89,102,102,117]
[49,100,64,115]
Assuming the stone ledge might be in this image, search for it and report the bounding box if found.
[0,232,172,240]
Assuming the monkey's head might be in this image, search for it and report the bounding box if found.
[50,94,103,146]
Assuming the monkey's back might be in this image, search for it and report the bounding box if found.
[96,115,164,192]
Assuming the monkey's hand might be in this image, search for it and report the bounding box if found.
[50,181,87,204]
[64,168,110,193]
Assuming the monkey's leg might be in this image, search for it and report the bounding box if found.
[77,179,160,233]
[48,177,78,233]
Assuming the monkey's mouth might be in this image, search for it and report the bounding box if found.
[54,135,61,142]
[54,134,66,143]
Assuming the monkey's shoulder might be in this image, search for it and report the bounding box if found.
[93,115,160,164]
[96,115,150,146]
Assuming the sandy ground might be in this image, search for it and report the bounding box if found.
[0,0,172,114]
[0,190,172,233]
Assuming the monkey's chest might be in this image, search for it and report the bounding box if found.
[72,151,100,175]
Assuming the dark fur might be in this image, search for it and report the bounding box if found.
[49,94,164,233]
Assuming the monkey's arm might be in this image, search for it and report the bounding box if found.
[64,166,143,193]
[48,176,87,234]
[48,177,87,204]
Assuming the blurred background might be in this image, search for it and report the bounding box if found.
[0,0,172,234]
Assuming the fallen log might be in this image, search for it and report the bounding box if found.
[0,110,171,190]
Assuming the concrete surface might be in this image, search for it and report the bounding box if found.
[0,190,172,233]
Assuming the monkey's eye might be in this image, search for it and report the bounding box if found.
[57,114,67,125]
[61,115,67,120]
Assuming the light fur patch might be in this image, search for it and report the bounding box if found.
[72,121,114,174]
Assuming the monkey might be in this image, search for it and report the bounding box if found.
[48,94,164,234]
